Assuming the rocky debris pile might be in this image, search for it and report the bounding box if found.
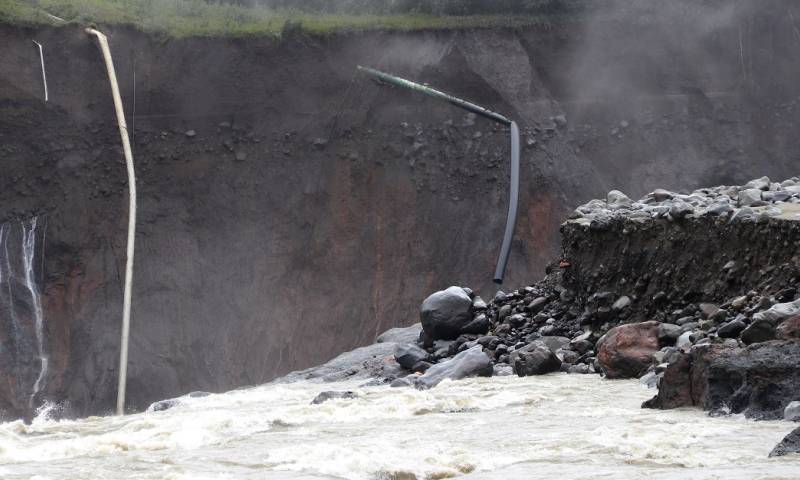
[386,281,799,391]
[146,391,210,412]
[380,177,800,411]
[270,175,798,443]
[569,176,800,228]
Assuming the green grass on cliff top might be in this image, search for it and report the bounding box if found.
[0,0,565,37]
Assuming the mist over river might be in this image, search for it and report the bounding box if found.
[0,375,795,480]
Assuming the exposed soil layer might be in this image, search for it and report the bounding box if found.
[561,216,800,321]
[2,2,800,419]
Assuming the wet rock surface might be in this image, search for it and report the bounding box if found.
[420,287,475,340]
[415,345,493,389]
[310,391,358,405]
[769,427,800,457]
[597,321,660,379]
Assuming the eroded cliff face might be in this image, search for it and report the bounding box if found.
[1,2,799,418]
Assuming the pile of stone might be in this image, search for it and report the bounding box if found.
[569,176,800,229]
[292,175,800,454]
[385,177,800,423]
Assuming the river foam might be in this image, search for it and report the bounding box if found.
[0,374,796,479]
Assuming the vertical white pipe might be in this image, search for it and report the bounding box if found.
[85,28,137,416]
[32,41,48,102]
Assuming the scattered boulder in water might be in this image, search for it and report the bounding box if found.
[645,341,800,419]
[416,345,493,389]
[147,391,211,412]
[311,391,358,405]
[511,343,561,376]
[706,341,800,419]
[420,286,474,340]
[597,321,660,379]
[769,427,800,457]
[281,342,404,384]
[390,376,418,388]
[394,343,429,370]
[643,344,723,410]
[148,399,181,412]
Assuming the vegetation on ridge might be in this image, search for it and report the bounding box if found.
[0,0,580,37]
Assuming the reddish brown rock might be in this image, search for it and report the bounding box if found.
[597,321,660,379]
[776,315,800,340]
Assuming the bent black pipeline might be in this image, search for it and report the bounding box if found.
[357,66,520,284]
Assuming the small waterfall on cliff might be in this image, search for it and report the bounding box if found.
[22,217,47,407]
[0,217,48,409]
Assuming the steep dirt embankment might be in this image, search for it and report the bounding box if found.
[561,213,800,322]
[1,3,800,418]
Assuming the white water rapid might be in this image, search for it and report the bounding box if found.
[0,375,796,479]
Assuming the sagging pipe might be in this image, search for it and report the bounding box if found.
[32,41,47,102]
[85,28,137,415]
[357,66,520,284]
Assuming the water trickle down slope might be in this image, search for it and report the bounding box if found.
[0,217,48,416]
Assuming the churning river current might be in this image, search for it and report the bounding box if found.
[0,375,797,480]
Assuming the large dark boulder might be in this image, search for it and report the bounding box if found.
[644,341,800,420]
[597,321,660,379]
[394,343,429,370]
[741,319,776,345]
[643,344,724,410]
[769,427,800,457]
[705,341,800,419]
[420,286,474,340]
[415,345,493,389]
[511,343,562,376]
